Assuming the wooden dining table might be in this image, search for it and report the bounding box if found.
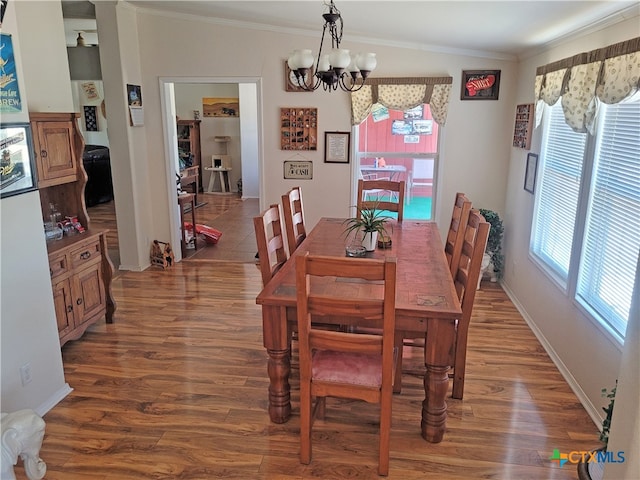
[256,217,462,443]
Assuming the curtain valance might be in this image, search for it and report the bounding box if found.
[534,37,640,133]
[351,76,453,126]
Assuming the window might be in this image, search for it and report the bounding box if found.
[355,103,439,220]
[531,96,640,341]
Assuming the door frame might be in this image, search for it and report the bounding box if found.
[158,76,263,260]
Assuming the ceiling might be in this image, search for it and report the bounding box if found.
[64,1,639,59]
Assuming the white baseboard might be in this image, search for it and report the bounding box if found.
[34,383,73,417]
[500,281,602,430]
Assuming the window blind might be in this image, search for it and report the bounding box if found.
[576,100,640,336]
[531,102,586,281]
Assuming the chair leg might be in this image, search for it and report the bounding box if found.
[299,382,312,465]
[452,324,469,400]
[378,389,392,476]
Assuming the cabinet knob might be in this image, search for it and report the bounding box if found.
[41,150,48,158]
[67,305,73,313]
[76,298,83,306]
[80,251,92,260]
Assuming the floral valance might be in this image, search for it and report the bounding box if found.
[534,37,640,133]
[351,77,453,126]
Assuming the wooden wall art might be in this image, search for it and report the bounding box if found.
[280,107,317,150]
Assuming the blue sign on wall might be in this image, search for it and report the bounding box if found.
[0,33,23,114]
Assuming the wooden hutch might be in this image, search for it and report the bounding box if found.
[30,112,116,346]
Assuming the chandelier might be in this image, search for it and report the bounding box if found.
[286,0,377,92]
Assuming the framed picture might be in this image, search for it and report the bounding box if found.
[0,123,37,198]
[461,70,501,100]
[203,97,239,117]
[524,153,538,194]
[324,131,350,164]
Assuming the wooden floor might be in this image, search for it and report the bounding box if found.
[18,196,600,479]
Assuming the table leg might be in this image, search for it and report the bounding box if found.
[421,319,456,442]
[267,348,291,423]
[421,364,449,442]
[262,305,292,423]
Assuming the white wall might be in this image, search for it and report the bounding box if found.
[120,8,516,252]
[502,16,639,427]
[1,1,71,415]
[94,1,154,271]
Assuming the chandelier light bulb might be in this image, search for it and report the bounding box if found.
[298,49,315,69]
[357,53,377,72]
[318,54,331,73]
[287,51,300,70]
[329,48,351,70]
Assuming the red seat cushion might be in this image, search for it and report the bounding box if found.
[312,350,382,387]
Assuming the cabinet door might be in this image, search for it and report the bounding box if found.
[33,121,78,186]
[52,278,75,338]
[72,262,106,327]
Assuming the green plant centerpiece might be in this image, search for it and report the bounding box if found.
[343,203,391,252]
[479,208,504,279]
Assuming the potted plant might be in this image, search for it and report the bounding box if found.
[343,203,391,252]
[577,381,617,480]
[479,208,504,280]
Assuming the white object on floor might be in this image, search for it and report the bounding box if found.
[1,409,47,480]
[477,253,492,290]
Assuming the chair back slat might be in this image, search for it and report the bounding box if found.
[282,186,307,256]
[357,179,405,222]
[253,204,288,287]
[445,192,472,276]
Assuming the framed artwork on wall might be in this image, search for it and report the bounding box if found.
[524,153,538,194]
[324,131,350,163]
[0,123,38,198]
[461,70,501,100]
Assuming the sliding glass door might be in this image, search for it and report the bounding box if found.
[354,103,439,220]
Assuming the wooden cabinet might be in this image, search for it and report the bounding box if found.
[31,113,81,188]
[48,232,114,346]
[31,112,89,230]
[31,112,115,346]
[177,119,202,192]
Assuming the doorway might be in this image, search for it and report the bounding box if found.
[159,77,262,260]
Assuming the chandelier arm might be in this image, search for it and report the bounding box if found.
[338,74,365,92]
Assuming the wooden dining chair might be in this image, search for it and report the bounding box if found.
[357,179,406,222]
[296,253,397,476]
[253,204,288,287]
[393,208,488,399]
[449,209,490,399]
[444,192,472,277]
[281,186,307,256]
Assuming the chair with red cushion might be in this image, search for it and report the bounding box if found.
[296,253,397,476]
